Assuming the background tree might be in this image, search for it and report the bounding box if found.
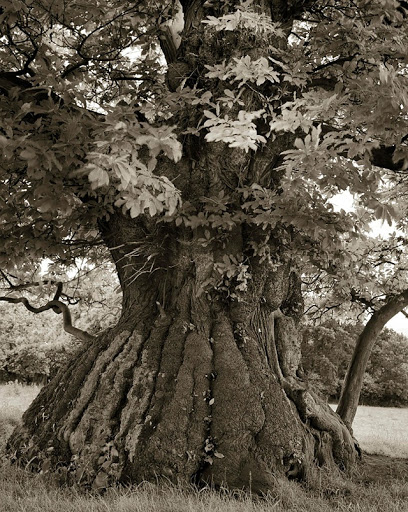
[337,288,408,426]
[361,328,408,406]
[1,0,408,492]
[302,235,408,426]
[301,320,355,399]
[301,320,408,407]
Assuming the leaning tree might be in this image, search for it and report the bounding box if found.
[1,0,408,492]
[302,234,408,426]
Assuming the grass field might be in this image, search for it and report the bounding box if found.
[0,384,407,512]
[329,404,408,459]
[0,382,41,449]
[350,405,408,459]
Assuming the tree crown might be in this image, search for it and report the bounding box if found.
[1,0,408,294]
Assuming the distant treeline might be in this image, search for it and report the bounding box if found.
[301,319,408,407]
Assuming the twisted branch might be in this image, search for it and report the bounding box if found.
[0,284,95,343]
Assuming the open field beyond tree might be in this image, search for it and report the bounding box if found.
[330,404,408,459]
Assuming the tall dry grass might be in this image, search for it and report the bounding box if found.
[0,461,407,512]
[0,384,407,511]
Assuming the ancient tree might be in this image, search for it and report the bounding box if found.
[1,0,408,492]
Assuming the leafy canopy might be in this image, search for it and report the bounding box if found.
[1,0,408,292]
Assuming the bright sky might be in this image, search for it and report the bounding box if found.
[387,312,408,336]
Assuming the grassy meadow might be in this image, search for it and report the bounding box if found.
[351,405,408,459]
[0,383,407,512]
[0,382,41,451]
[328,403,408,459]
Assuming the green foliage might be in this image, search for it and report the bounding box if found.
[303,235,408,325]
[0,0,408,337]
[82,111,182,216]
[212,254,251,298]
[301,320,355,398]
[301,320,408,406]
[202,5,284,35]
[203,108,266,151]
[363,330,408,406]
[1,0,408,275]
[0,0,183,271]
[0,264,121,382]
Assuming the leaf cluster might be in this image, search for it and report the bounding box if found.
[1,0,408,297]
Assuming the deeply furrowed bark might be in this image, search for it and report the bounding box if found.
[7,213,359,493]
[7,0,359,493]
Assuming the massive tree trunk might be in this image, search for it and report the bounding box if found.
[7,0,359,492]
[7,212,358,492]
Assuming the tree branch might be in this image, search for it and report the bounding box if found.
[0,288,95,343]
[1,278,58,293]
[320,123,408,172]
[61,59,90,79]
[0,269,14,288]
[350,289,376,312]
[338,287,408,426]
[370,145,407,172]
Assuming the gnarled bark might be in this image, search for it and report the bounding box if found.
[7,214,359,493]
[6,0,360,492]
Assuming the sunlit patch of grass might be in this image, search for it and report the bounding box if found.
[0,382,41,451]
[352,405,408,458]
[0,382,41,410]
[330,404,408,458]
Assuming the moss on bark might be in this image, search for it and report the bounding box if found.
[7,239,359,492]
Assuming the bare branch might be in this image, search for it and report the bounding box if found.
[0,269,14,288]
[0,284,95,343]
[53,282,63,301]
[0,278,58,293]
[350,289,376,313]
